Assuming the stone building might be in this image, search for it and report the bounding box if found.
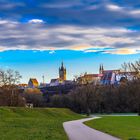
[59,62,66,81]
[50,62,67,86]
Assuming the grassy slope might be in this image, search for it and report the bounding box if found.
[85,116,140,140]
[0,107,84,140]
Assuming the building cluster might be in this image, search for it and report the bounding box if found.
[78,64,138,85]
[49,62,72,86]
[19,62,138,89]
[19,62,72,89]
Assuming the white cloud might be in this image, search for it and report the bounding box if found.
[106,3,140,17]
[0,20,9,24]
[130,9,140,17]
[106,4,123,11]
[104,48,139,55]
[0,19,17,25]
[84,50,100,53]
[28,19,44,24]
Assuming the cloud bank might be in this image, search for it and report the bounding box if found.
[0,0,140,54]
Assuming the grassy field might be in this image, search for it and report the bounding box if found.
[85,116,140,140]
[0,107,84,140]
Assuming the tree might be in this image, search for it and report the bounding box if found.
[0,69,22,88]
[0,69,24,107]
[121,60,140,79]
[23,88,44,107]
[68,84,98,116]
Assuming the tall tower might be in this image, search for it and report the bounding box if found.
[102,64,104,73]
[59,62,66,81]
[99,64,104,74]
[99,64,102,74]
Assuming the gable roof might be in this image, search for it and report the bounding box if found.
[29,78,39,85]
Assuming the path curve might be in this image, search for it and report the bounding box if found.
[63,117,120,140]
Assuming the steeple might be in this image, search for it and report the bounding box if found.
[61,61,64,69]
[100,64,101,70]
[102,64,104,72]
[99,64,104,74]
[99,64,102,74]
[59,62,66,81]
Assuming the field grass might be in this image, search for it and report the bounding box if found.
[0,107,84,140]
[85,116,140,140]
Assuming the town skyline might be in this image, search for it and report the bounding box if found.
[0,50,139,83]
[0,0,140,83]
[1,53,138,84]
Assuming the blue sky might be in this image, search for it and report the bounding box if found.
[0,0,140,83]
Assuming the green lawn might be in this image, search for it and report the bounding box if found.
[85,116,140,140]
[0,107,84,140]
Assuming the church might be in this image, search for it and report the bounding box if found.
[77,65,103,85]
[50,62,68,86]
[77,64,138,85]
[59,62,66,81]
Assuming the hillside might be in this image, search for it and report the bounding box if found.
[0,107,84,140]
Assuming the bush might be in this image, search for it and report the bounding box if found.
[0,88,26,107]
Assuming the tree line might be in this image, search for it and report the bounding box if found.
[49,79,140,115]
[49,59,140,115]
[0,59,139,116]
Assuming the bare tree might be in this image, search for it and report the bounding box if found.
[74,72,93,85]
[0,69,22,88]
[74,73,85,84]
[0,69,24,107]
[121,60,140,79]
[121,62,128,72]
[122,60,140,72]
[69,84,98,116]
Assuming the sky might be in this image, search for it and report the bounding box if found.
[0,0,140,83]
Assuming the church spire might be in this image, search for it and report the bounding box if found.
[99,64,102,74]
[60,61,64,70]
[61,61,64,68]
[99,64,104,74]
[100,64,102,70]
[102,64,104,71]
[59,62,66,81]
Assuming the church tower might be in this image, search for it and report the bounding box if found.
[59,62,66,81]
[99,64,104,74]
[102,64,104,73]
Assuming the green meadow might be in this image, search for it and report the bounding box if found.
[85,116,140,140]
[0,107,84,140]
